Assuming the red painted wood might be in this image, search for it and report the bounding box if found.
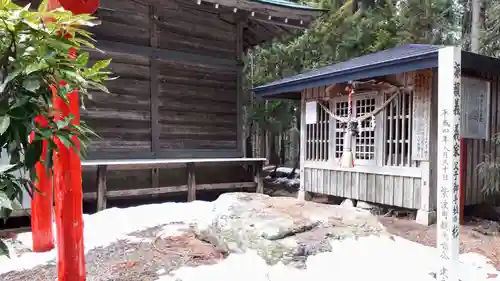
[30,116,55,253]
[52,84,86,281]
[459,137,466,225]
[45,1,90,279]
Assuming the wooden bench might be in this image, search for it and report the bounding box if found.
[81,158,266,211]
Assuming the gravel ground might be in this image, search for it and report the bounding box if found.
[380,216,500,270]
[0,224,225,281]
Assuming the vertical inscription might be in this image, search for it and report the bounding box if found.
[412,70,432,160]
[437,47,461,281]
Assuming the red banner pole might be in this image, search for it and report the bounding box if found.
[52,85,85,281]
[47,0,96,279]
[459,137,466,225]
[30,116,54,253]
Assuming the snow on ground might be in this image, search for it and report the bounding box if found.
[1,198,499,281]
[0,200,215,274]
[263,166,300,188]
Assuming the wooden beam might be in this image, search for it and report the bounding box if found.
[82,182,257,200]
[96,165,108,211]
[89,40,236,67]
[187,163,196,201]
[0,227,32,236]
[250,17,307,30]
[150,5,160,153]
[86,149,243,161]
[199,0,319,20]
[236,17,244,157]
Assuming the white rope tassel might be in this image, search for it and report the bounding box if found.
[370,115,376,129]
[341,87,354,168]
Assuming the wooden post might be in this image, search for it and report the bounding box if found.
[255,161,264,193]
[30,116,55,253]
[235,17,244,157]
[298,96,309,200]
[149,5,160,153]
[96,165,108,212]
[53,86,86,281]
[187,163,196,202]
[459,137,466,225]
[47,1,98,281]
[436,46,461,281]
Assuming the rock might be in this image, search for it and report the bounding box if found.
[340,198,355,208]
[356,201,374,210]
[194,193,385,268]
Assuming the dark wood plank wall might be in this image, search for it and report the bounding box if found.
[459,70,500,206]
[81,0,251,194]
[12,0,252,195]
[85,0,153,154]
[85,0,240,158]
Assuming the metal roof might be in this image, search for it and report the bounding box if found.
[253,44,444,98]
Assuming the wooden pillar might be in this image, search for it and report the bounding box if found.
[53,87,86,281]
[149,5,160,189]
[298,95,310,200]
[187,163,196,202]
[46,1,97,281]
[235,17,245,157]
[30,116,55,253]
[96,165,108,212]
[436,46,461,281]
[254,161,264,193]
[459,138,466,225]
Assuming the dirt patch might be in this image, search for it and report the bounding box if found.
[380,216,500,269]
[0,224,225,281]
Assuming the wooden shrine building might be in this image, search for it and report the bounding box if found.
[254,44,500,225]
[7,0,323,215]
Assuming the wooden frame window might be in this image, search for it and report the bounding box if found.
[305,102,329,161]
[332,93,378,166]
[384,92,413,167]
[304,90,416,168]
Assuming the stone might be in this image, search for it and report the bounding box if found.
[415,209,436,225]
[340,198,355,208]
[194,193,386,268]
[356,201,374,210]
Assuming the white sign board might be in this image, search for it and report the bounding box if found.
[461,76,490,139]
[412,71,432,161]
[305,101,317,124]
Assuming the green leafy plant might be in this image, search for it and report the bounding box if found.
[477,134,500,196]
[0,0,112,256]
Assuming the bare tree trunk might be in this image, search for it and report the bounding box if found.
[289,145,299,179]
[269,135,280,174]
[279,133,285,165]
[471,0,482,52]
[289,108,301,179]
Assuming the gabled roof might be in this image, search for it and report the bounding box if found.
[253,44,500,99]
[201,0,325,48]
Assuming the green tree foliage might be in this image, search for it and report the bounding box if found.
[244,0,463,162]
[481,0,500,56]
[0,0,112,255]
